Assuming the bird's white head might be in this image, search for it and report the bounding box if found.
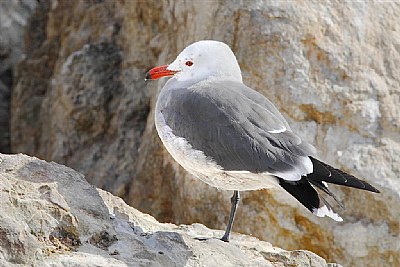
[146,40,242,83]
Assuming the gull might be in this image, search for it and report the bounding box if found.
[146,40,380,242]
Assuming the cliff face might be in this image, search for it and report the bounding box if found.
[0,0,36,153]
[0,153,341,267]
[5,1,400,266]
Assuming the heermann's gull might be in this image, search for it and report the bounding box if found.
[146,40,379,242]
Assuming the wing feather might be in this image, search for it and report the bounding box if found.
[157,80,315,180]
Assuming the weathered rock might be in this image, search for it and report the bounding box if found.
[11,0,150,196]
[9,1,400,267]
[0,153,341,267]
[0,0,36,152]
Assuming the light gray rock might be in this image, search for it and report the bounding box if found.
[9,1,400,267]
[0,153,340,267]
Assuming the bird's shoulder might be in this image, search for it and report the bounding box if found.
[190,80,290,131]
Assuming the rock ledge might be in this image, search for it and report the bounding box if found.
[0,153,341,267]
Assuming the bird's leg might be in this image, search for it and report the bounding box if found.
[220,190,240,242]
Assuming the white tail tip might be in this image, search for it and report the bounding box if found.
[313,205,343,222]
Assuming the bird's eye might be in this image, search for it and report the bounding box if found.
[185,60,193,67]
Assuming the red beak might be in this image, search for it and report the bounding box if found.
[145,65,178,80]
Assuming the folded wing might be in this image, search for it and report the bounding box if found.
[158,80,316,181]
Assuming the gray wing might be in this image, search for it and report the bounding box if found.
[158,80,315,179]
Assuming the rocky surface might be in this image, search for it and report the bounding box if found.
[6,1,400,267]
[0,153,342,267]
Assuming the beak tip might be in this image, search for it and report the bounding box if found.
[145,65,175,81]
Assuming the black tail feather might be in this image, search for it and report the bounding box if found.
[278,177,343,221]
[308,179,345,209]
[307,157,380,193]
[276,157,378,221]
[278,177,320,213]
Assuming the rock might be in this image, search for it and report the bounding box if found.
[0,153,341,267]
[11,0,150,196]
[8,1,400,267]
[0,0,36,152]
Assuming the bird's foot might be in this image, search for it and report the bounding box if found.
[220,234,230,242]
